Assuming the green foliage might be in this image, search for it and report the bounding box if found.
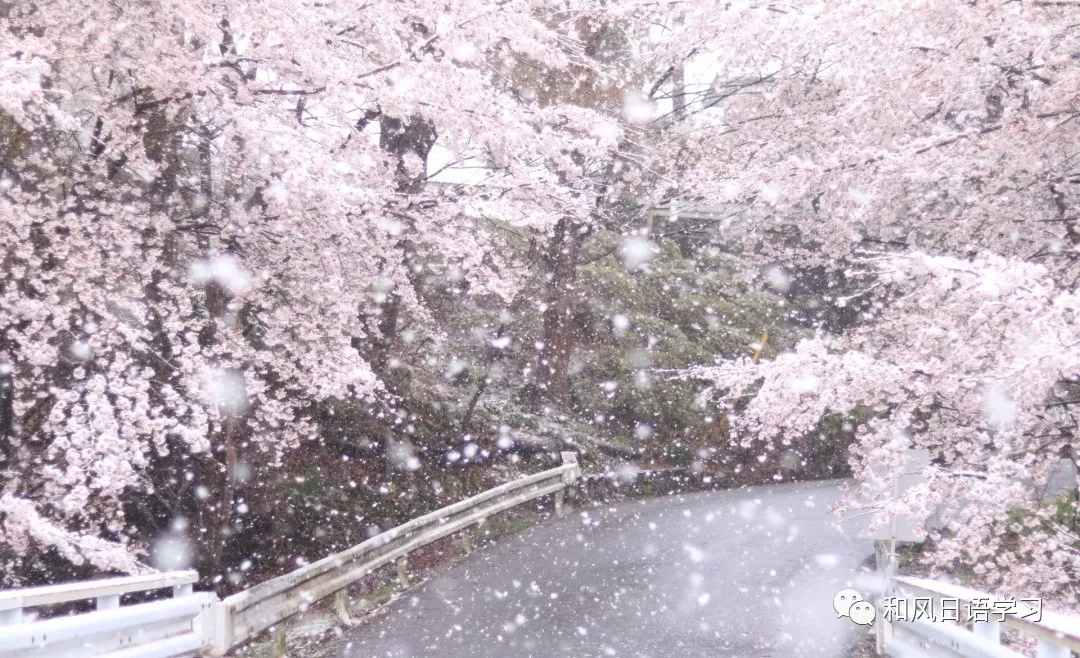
[1006,490,1080,536]
[567,232,799,461]
[580,234,786,365]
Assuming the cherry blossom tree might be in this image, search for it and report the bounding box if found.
[688,253,1079,595]
[663,0,1080,604]
[0,0,625,579]
[2,0,1078,610]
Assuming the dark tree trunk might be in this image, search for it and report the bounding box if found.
[536,217,584,400]
[364,113,437,377]
[0,366,13,464]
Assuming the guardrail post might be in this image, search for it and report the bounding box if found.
[555,489,566,517]
[396,557,409,588]
[0,608,22,626]
[557,451,579,518]
[461,530,473,554]
[1037,639,1070,658]
[271,624,287,658]
[874,539,895,655]
[560,451,580,482]
[208,598,234,657]
[96,593,120,611]
[191,594,217,654]
[173,583,194,597]
[973,619,1001,644]
[334,589,352,625]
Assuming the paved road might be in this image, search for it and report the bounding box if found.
[339,479,875,657]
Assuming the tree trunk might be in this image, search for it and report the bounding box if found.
[536,217,583,400]
[0,366,12,464]
[213,416,238,570]
[364,113,437,377]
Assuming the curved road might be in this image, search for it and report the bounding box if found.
[338,479,874,657]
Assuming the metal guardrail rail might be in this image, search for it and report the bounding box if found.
[212,451,581,653]
[0,594,217,658]
[876,541,1080,658]
[4,458,1074,657]
[0,571,199,626]
[0,452,580,657]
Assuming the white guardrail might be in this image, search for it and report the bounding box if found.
[875,540,1080,658]
[0,452,581,657]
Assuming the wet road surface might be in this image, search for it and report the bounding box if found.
[339,479,875,657]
